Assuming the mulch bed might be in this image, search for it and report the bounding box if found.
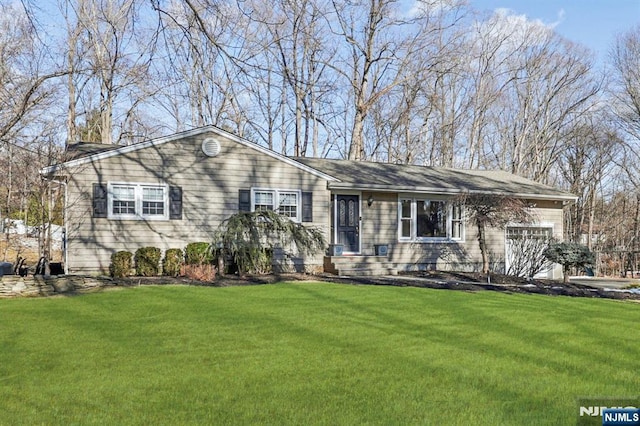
[113,271,640,301]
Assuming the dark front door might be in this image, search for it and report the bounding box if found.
[336,194,359,252]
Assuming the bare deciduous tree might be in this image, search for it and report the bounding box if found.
[0,2,64,236]
[250,0,335,156]
[611,25,640,142]
[506,234,555,279]
[473,11,601,182]
[330,0,422,160]
[64,0,155,144]
[558,118,622,247]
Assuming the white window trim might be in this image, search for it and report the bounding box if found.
[505,222,555,236]
[250,188,302,222]
[397,196,465,243]
[504,222,555,245]
[107,182,169,221]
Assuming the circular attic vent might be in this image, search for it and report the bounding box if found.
[202,137,221,157]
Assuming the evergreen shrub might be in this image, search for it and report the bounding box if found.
[109,251,133,278]
[134,247,161,276]
[162,248,184,277]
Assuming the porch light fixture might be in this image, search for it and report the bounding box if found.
[367,195,374,207]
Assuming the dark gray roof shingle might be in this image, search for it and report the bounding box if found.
[64,142,120,160]
[292,158,575,200]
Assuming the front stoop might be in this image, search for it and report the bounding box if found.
[324,255,398,276]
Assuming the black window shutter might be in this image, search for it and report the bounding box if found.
[239,189,251,212]
[93,183,108,218]
[169,186,183,220]
[302,192,313,222]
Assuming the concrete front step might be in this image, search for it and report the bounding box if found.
[326,255,390,264]
[336,267,398,277]
[324,256,398,276]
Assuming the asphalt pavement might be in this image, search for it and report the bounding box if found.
[570,276,640,290]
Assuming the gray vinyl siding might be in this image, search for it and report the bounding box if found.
[528,204,564,278]
[57,128,568,276]
[63,132,330,274]
[358,191,565,275]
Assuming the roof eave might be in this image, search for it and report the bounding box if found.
[39,126,340,182]
[327,182,577,202]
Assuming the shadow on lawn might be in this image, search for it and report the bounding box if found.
[111,271,640,301]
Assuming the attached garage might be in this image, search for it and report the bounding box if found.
[505,225,556,279]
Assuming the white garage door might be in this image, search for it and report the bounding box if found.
[506,226,553,278]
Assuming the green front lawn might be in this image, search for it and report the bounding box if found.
[0,283,638,425]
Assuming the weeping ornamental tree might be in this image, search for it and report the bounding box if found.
[460,194,533,275]
[213,210,326,276]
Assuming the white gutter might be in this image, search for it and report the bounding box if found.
[327,183,578,202]
[43,177,68,275]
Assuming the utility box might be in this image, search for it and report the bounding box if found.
[374,244,388,256]
[0,262,13,277]
[329,244,343,256]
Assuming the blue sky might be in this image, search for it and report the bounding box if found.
[471,0,640,64]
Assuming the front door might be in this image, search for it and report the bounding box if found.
[336,194,359,252]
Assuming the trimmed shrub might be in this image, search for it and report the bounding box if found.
[162,248,184,277]
[134,247,161,276]
[544,241,595,283]
[185,242,213,265]
[110,251,133,278]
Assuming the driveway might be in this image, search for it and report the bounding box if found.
[570,276,640,290]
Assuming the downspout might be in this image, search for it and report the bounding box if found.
[43,176,68,275]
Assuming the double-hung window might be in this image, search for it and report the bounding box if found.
[451,204,464,239]
[277,192,298,219]
[111,185,136,215]
[398,197,464,242]
[142,187,165,216]
[254,191,275,211]
[251,188,301,222]
[108,183,169,220]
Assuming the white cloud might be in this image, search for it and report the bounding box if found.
[549,8,566,29]
[476,7,555,49]
[405,0,464,19]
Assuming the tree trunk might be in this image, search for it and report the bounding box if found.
[294,85,303,157]
[101,85,113,144]
[66,17,78,146]
[587,183,596,250]
[349,107,365,160]
[217,255,225,278]
[477,222,490,274]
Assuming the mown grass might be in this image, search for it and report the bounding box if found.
[0,283,638,425]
